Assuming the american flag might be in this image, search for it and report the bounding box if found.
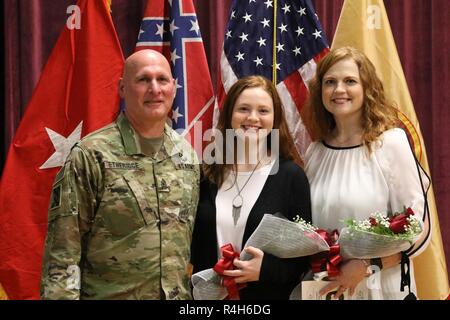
[136,0,215,150]
[216,0,329,157]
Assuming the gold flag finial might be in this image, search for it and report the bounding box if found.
[106,0,112,12]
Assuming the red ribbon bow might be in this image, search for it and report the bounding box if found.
[311,229,342,278]
[213,243,246,300]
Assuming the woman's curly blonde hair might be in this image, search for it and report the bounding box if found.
[305,46,399,153]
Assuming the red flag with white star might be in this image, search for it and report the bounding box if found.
[0,0,124,299]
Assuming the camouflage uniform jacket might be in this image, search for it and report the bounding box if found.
[40,113,200,300]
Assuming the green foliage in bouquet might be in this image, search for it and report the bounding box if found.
[344,207,422,243]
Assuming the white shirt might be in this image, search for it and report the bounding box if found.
[305,128,429,299]
[216,161,275,253]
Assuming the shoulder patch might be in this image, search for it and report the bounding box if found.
[49,184,62,210]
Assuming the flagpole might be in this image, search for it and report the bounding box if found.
[272,0,277,83]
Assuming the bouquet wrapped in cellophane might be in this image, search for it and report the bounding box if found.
[191,208,422,300]
[296,207,423,300]
[191,213,329,300]
[338,207,422,259]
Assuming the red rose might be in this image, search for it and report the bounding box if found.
[405,207,415,217]
[369,217,378,226]
[389,214,409,234]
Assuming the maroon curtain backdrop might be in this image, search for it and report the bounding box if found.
[2,0,449,278]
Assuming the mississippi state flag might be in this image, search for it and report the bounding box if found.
[136,0,215,152]
[216,0,329,157]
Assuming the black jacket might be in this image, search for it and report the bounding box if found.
[190,159,312,300]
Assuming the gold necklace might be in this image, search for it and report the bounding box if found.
[232,160,261,226]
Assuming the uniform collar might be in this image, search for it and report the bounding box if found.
[116,112,181,160]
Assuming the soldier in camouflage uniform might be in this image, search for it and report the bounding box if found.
[40,50,200,299]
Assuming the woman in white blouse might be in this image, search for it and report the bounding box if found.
[191,76,312,299]
[304,47,430,300]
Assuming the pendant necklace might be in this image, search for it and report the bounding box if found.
[232,160,261,226]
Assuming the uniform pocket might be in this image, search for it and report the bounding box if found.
[179,169,199,223]
[99,175,152,236]
[153,166,195,226]
[123,171,159,224]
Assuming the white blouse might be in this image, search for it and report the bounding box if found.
[216,161,275,253]
[305,128,429,299]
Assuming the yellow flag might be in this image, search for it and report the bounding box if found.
[0,283,7,300]
[332,0,449,300]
